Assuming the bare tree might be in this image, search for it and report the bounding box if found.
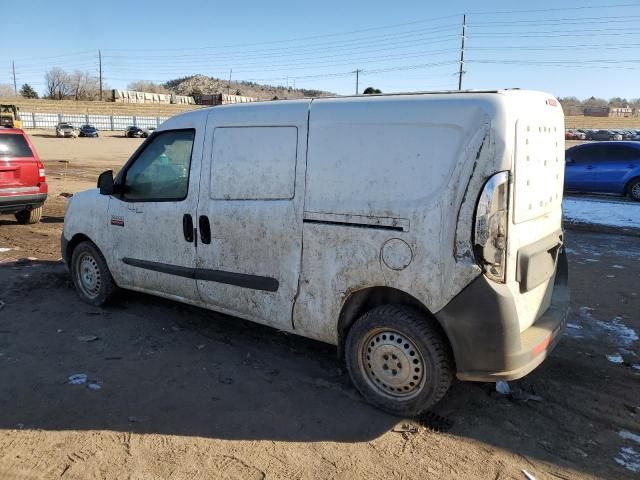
[45,67,71,99]
[0,83,17,98]
[608,97,629,108]
[582,96,608,109]
[558,96,583,116]
[69,70,100,100]
[126,80,168,94]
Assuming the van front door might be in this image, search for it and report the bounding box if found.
[108,128,201,300]
[195,104,309,330]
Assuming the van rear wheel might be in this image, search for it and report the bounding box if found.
[345,305,453,416]
[71,241,116,306]
[15,207,42,225]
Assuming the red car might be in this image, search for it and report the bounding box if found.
[0,128,47,224]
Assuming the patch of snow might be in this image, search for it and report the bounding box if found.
[495,381,510,395]
[597,317,639,347]
[612,265,625,269]
[579,306,594,316]
[607,354,624,364]
[563,198,640,229]
[633,364,640,371]
[567,323,583,329]
[615,446,640,473]
[87,383,101,391]
[620,431,640,444]
[0,248,11,253]
[68,373,87,385]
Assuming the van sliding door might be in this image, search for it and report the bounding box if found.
[195,102,310,330]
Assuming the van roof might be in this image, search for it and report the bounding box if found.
[311,89,507,100]
[213,88,517,106]
[164,88,549,125]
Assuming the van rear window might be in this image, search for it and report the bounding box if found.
[0,134,33,158]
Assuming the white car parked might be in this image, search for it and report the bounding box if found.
[55,123,78,138]
[62,90,570,415]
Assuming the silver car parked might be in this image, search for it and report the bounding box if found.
[56,123,79,138]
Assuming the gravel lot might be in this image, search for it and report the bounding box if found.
[0,131,638,480]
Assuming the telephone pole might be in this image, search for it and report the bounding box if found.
[228,68,232,95]
[458,14,466,90]
[12,61,17,95]
[98,50,103,100]
[353,69,362,95]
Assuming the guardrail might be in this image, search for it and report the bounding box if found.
[19,112,170,131]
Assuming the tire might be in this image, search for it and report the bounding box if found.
[345,305,454,416]
[14,206,42,225]
[628,179,640,202]
[70,241,117,306]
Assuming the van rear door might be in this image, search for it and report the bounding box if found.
[507,93,566,332]
[195,101,310,330]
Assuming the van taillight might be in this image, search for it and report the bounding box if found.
[474,171,509,283]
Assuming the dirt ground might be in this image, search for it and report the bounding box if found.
[0,131,639,480]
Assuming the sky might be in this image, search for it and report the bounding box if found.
[2,0,640,99]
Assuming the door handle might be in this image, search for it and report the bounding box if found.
[183,214,194,243]
[199,215,211,245]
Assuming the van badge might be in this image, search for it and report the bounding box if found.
[111,215,125,227]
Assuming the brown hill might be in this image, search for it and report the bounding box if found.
[165,75,333,100]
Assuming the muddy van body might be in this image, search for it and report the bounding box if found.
[62,90,569,415]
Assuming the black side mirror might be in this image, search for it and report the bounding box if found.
[97,170,115,195]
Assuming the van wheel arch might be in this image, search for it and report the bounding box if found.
[65,233,94,268]
[337,286,454,366]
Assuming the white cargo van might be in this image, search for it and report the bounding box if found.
[62,90,569,415]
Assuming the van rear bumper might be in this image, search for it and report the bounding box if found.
[435,248,569,382]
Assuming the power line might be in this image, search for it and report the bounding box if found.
[93,2,639,54]
[103,48,460,76]
[103,27,461,63]
[102,15,462,53]
[468,14,640,27]
[466,2,640,15]
[470,27,640,37]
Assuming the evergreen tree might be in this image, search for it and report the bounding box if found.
[20,83,39,99]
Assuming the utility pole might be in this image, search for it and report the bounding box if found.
[98,50,103,100]
[228,68,232,95]
[12,61,17,95]
[353,69,362,95]
[458,14,466,90]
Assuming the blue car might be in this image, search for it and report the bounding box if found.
[78,124,99,137]
[565,141,640,201]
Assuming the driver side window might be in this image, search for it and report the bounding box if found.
[123,129,194,201]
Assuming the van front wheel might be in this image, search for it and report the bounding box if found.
[71,241,116,306]
[345,305,453,416]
